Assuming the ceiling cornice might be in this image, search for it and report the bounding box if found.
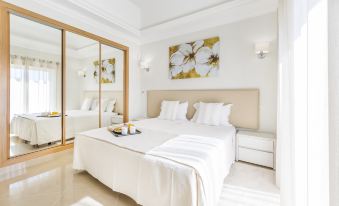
[140,0,253,30]
[67,0,140,36]
[140,0,278,44]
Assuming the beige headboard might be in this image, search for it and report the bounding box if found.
[147,89,259,129]
[83,90,124,114]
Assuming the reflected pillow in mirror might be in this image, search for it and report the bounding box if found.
[81,98,92,111]
[106,99,117,112]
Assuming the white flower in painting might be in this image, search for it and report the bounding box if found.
[169,40,204,77]
[195,42,220,77]
[169,51,184,77]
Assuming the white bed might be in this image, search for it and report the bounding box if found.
[10,110,115,145]
[73,118,236,206]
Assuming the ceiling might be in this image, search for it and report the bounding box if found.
[128,0,235,29]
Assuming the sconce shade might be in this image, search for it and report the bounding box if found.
[140,59,150,72]
[254,42,270,59]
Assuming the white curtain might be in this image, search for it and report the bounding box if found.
[10,55,60,119]
[277,0,329,206]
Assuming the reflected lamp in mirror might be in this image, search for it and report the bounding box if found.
[254,42,270,59]
[77,69,87,78]
[140,59,150,72]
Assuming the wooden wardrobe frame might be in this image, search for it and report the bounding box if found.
[0,1,129,167]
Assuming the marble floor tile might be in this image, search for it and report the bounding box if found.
[0,151,279,206]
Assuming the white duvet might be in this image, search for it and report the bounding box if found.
[10,110,114,145]
[73,118,236,206]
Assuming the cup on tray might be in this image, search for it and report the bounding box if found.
[121,126,128,135]
[129,125,136,134]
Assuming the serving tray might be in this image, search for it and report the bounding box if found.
[111,129,141,137]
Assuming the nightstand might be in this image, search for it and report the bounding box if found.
[236,130,276,169]
[111,115,123,125]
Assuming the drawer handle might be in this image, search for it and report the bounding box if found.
[239,146,273,153]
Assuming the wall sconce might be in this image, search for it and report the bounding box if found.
[77,69,87,78]
[254,42,270,59]
[140,59,151,72]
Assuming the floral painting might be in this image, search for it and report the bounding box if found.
[169,36,220,79]
[93,58,116,83]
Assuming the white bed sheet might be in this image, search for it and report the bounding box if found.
[73,118,236,206]
[10,110,114,145]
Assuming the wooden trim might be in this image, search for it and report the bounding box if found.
[123,48,129,123]
[0,2,130,168]
[99,43,102,127]
[0,7,10,165]
[61,29,66,145]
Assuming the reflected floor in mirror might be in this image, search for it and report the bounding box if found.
[10,135,63,157]
[0,150,280,206]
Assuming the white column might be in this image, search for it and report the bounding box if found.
[328,0,339,205]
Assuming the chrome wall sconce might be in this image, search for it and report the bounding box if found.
[254,42,270,59]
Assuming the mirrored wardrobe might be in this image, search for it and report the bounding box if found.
[0,2,128,164]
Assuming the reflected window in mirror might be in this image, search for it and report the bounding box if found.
[9,14,62,157]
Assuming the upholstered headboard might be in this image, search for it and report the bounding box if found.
[147,89,259,129]
[83,90,124,114]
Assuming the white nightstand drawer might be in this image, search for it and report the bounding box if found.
[238,147,274,168]
[238,135,274,152]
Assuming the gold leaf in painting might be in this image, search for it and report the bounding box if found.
[108,58,115,65]
[169,45,179,57]
[204,37,220,49]
[172,69,201,79]
[93,60,99,66]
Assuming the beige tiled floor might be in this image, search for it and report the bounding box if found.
[0,151,279,206]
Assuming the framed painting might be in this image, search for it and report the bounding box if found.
[93,58,116,83]
[169,36,220,79]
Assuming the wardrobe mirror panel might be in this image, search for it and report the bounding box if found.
[100,44,124,126]
[65,32,100,144]
[9,14,62,157]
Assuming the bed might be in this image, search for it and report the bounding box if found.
[73,89,260,206]
[74,118,236,206]
[10,110,115,145]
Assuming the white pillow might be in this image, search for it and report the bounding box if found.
[90,99,98,110]
[176,102,188,120]
[158,100,179,120]
[220,104,233,126]
[94,98,109,111]
[80,98,92,111]
[195,102,223,126]
[191,103,233,125]
[106,99,117,112]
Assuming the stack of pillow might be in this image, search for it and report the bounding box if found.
[80,98,117,112]
[158,100,232,126]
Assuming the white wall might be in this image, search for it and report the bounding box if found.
[66,58,83,110]
[141,13,278,132]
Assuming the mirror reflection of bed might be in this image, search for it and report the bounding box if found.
[9,15,124,157]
